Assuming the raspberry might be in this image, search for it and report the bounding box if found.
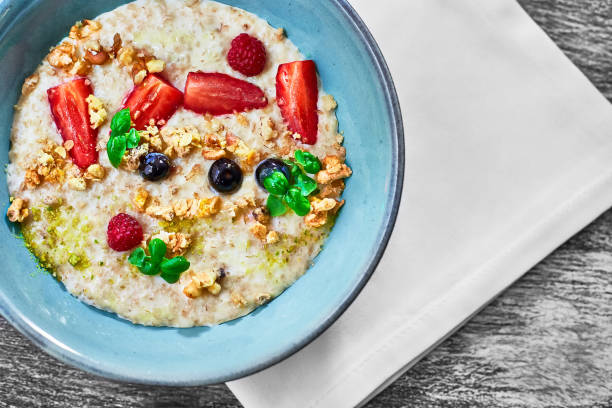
[227,33,267,77]
[107,213,143,252]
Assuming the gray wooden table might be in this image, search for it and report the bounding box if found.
[1,1,611,407]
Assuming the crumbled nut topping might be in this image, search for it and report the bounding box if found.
[145,59,165,73]
[84,163,105,181]
[67,176,87,191]
[249,222,267,241]
[315,155,352,184]
[266,230,280,244]
[69,19,101,40]
[230,291,247,307]
[258,116,278,143]
[160,126,202,158]
[21,73,39,96]
[145,204,175,222]
[183,268,223,299]
[317,179,345,199]
[122,143,149,171]
[22,140,89,190]
[132,188,149,212]
[304,198,344,228]
[225,132,259,168]
[86,95,107,129]
[7,198,29,223]
[47,42,76,69]
[255,292,271,305]
[150,231,192,256]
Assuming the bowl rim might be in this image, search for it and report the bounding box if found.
[0,0,405,385]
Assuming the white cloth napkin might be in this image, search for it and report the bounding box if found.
[228,0,612,406]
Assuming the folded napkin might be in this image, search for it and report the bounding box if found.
[228,0,612,406]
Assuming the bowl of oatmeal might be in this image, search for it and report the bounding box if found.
[0,0,403,384]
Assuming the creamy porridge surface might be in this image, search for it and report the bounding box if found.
[6,0,351,327]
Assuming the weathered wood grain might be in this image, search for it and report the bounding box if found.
[1,1,612,407]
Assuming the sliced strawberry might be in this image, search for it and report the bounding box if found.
[47,78,99,169]
[122,74,183,130]
[183,72,268,116]
[276,60,319,145]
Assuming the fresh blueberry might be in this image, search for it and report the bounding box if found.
[255,158,291,188]
[208,158,243,193]
[139,153,171,181]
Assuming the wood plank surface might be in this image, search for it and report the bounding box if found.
[1,1,611,407]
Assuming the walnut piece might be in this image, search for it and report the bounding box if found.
[86,95,107,129]
[145,205,175,221]
[7,198,29,223]
[150,231,192,256]
[160,126,202,158]
[47,42,75,68]
[84,164,105,181]
[315,155,352,184]
[67,176,87,191]
[132,188,149,212]
[145,59,165,73]
[183,269,222,298]
[21,73,39,95]
[304,198,344,228]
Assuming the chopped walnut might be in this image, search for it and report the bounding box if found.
[24,169,41,189]
[202,148,226,160]
[320,94,337,112]
[117,46,135,66]
[86,95,107,129]
[318,179,345,199]
[7,198,28,223]
[21,73,39,95]
[69,59,92,76]
[133,69,147,84]
[258,116,278,142]
[132,188,149,212]
[183,269,221,298]
[266,231,280,244]
[67,176,87,191]
[122,143,149,171]
[139,123,163,149]
[145,59,165,73]
[201,132,227,160]
[47,42,75,68]
[315,155,352,184]
[69,19,101,40]
[304,198,343,228]
[54,146,67,159]
[84,164,105,181]
[23,142,73,189]
[150,231,192,256]
[197,196,222,218]
[252,207,270,225]
[230,291,247,307]
[255,293,271,305]
[145,205,175,221]
[249,222,268,241]
[225,132,259,167]
[160,126,201,158]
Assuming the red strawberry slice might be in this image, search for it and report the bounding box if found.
[183,72,268,116]
[122,74,183,130]
[276,60,319,145]
[47,78,99,169]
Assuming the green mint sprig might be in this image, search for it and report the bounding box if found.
[128,238,190,284]
[264,150,321,217]
[107,108,141,168]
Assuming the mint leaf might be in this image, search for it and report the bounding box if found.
[294,150,321,174]
[295,172,317,197]
[110,108,131,135]
[148,238,167,264]
[107,134,126,168]
[284,187,310,216]
[128,248,146,268]
[267,194,287,217]
[126,128,140,149]
[263,171,289,196]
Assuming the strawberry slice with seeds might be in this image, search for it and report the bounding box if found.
[276,60,319,145]
[183,72,268,116]
[122,74,183,130]
[47,78,99,169]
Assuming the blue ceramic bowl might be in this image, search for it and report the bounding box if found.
[0,0,403,384]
